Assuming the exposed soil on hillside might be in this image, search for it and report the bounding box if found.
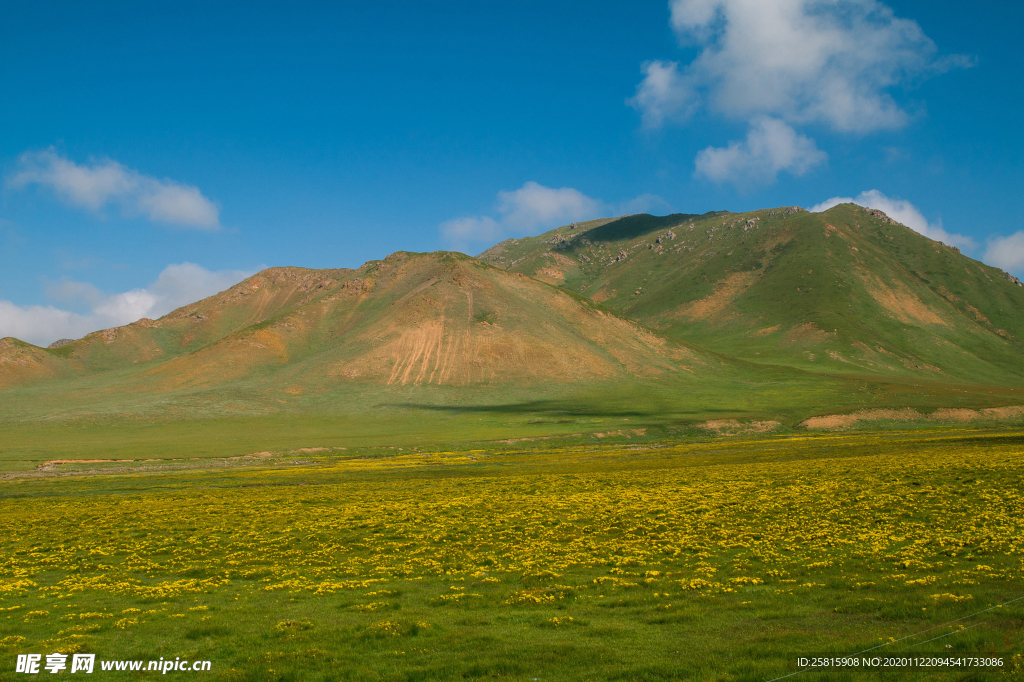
[858,272,948,326]
[677,272,759,321]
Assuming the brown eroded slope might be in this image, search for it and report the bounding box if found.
[135,251,705,391]
[32,266,356,379]
[0,338,69,386]
[5,252,711,393]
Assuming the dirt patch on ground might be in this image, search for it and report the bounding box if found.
[858,273,948,326]
[699,420,780,436]
[677,272,759,321]
[981,406,1024,420]
[803,409,919,429]
[497,435,581,444]
[592,429,648,439]
[803,406,1024,430]
[37,459,136,470]
[749,324,781,337]
[803,414,859,429]
[229,447,345,460]
[783,322,836,344]
[535,268,565,282]
[929,408,980,422]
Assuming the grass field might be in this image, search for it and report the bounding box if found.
[2,430,1022,680]
[4,368,1024,472]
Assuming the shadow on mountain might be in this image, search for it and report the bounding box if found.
[582,213,699,243]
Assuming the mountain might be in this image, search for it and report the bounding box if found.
[3,203,1024,442]
[478,204,1024,386]
[0,251,711,392]
[0,337,70,387]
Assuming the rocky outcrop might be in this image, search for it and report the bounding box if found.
[865,208,900,225]
[548,233,577,249]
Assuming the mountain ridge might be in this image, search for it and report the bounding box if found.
[478,203,1024,385]
[0,251,717,392]
[3,204,1023,403]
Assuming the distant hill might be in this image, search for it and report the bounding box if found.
[0,251,711,392]
[478,204,1024,386]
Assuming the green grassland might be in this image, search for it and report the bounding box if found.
[3,370,1024,472]
[1,430,1022,680]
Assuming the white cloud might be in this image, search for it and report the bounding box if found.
[984,232,1024,275]
[617,193,672,215]
[694,117,827,185]
[628,61,698,128]
[135,182,219,227]
[438,216,503,249]
[633,1,973,188]
[440,181,665,252]
[494,182,604,233]
[637,0,973,133]
[8,148,221,229]
[45,279,105,307]
[0,263,252,347]
[810,189,975,249]
[808,195,856,213]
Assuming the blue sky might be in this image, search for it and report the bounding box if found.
[2,0,1022,345]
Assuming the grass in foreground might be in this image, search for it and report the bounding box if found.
[1,431,1022,680]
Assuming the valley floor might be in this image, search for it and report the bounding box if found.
[1,430,1022,680]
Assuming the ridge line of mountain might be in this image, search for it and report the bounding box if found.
[2,203,1022,393]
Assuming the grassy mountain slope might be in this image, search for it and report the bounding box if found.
[478,205,1024,385]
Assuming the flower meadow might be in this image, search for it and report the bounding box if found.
[1,431,1022,680]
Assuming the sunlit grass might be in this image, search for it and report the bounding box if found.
[1,431,1022,680]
